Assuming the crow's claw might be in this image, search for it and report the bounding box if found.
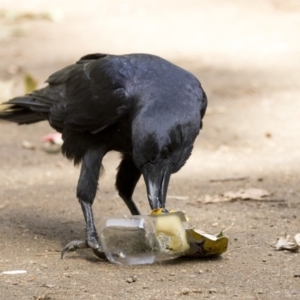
[61,240,88,259]
[61,239,107,260]
[92,248,107,260]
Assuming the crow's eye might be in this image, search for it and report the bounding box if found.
[149,155,156,163]
[161,146,170,159]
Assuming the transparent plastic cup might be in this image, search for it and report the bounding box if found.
[99,212,189,265]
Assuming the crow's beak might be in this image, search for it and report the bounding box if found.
[142,164,171,210]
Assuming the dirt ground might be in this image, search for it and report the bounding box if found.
[1,0,300,299]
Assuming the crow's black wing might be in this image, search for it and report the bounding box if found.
[31,53,131,133]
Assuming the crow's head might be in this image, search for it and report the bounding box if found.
[132,109,201,210]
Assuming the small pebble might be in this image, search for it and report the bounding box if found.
[126,277,133,283]
[181,288,191,295]
[126,275,137,283]
[291,291,297,295]
[198,270,204,274]
[42,284,56,289]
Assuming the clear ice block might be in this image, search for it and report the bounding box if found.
[99,212,189,265]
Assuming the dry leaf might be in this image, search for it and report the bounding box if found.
[198,188,273,204]
[274,233,299,251]
[167,195,189,201]
[199,194,229,204]
[24,73,37,93]
[294,233,300,246]
[223,188,271,200]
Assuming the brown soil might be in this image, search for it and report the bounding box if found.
[1,1,300,299]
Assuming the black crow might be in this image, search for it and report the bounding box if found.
[0,53,207,258]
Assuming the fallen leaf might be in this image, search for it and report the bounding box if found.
[198,188,274,204]
[294,233,300,246]
[223,188,271,200]
[24,73,38,93]
[274,233,299,251]
[167,195,189,201]
[199,194,229,204]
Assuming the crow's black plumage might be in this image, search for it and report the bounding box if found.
[0,53,207,258]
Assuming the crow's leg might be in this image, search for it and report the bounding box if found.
[62,148,106,259]
[116,155,142,215]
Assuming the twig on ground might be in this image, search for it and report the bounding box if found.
[209,176,249,183]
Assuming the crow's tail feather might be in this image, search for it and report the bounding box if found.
[0,95,50,125]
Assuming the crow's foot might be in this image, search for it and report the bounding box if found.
[61,239,107,260]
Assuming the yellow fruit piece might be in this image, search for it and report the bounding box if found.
[154,213,190,254]
[149,209,228,257]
